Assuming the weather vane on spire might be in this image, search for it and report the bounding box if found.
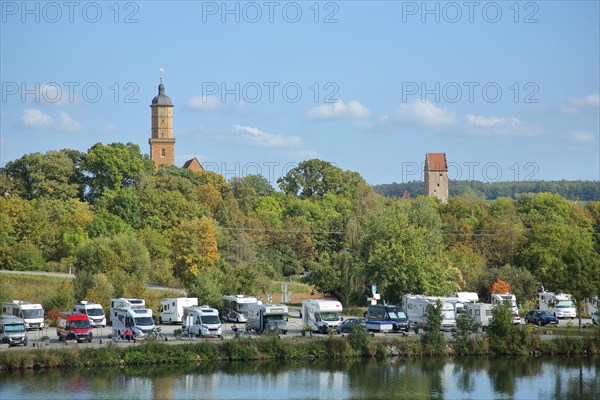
[160,68,164,84]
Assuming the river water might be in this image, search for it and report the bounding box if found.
[1,357,598,400]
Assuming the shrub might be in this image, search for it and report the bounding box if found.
[347,325,368,352]
[453,311,475,354]
[421,300,446,354]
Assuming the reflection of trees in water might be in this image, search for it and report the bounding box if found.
[452,358,489,393]
[487,357,543,396]
[547,358,599,400]
[346,358,446,400]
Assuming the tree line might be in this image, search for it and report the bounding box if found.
[375,180,600,201]
[0,143,599,313]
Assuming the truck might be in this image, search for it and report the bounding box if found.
[491,293,521,324]
[56,311,93,343]
[365,304,410,332]
[463,303,494,328]
[539,291,577,319]
[159,297,198,324]
[402,295,456,331]
[0,313,28,347]
[246,302,289,334]
[1,300,45,330]
[302,299,343,334]
[72,301,106,327]
[182,306,222,338]
[111,304,155,340]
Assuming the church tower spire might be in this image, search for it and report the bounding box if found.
[149,69,175,168]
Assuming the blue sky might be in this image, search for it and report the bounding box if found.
[1,1,599,186]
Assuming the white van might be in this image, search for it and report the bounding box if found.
[302,299,343,334]
[182,306,222,338]
[159,297,198,324]
[73,301,106,327]
[1,300,45,330]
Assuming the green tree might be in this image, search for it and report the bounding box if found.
[81,142,154,201]
[421,300,446,353]
[453,309,475,354]
[277,159,365,199]
[1,150,81,200]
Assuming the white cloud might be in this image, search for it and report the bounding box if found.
[21,108,81,132]
[188,95,224,111]
[234,125,303,148]
[561,94,600,114]
[57,112,82,131]
[566,131,595,144]
[464,114,540,136]
[306,100,371,120]
[22,109,53,128]
[396,101,457,126]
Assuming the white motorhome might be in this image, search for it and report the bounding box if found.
[73,301,106,327]
[111,306,156,339]
[0,313,28,347]
[464,303,494,328]
[246,302,289,334]
[491,293,521,324]
[302,299,343,334]
[402,295,456,331]
[452,292,480,304]
[222,295,258,322]
[539,292,576,319]
[159,297,198,324]
[1,300,45,330]
[182,306,222,338]
[425,295,465,315]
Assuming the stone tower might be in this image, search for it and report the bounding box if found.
[149,77,175,168]
[424,153,448,204]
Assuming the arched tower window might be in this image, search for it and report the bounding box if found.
[161,148,166,158]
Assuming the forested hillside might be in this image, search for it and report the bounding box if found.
[1,143,599,313]
[375,180,600,201]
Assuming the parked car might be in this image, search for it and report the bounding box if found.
[524,310,559,326]
[340,318,366,333]
[593,311,599,325]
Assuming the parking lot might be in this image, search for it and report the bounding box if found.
[2,312,595,351]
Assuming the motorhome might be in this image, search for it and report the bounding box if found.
[73,301,106,327]
[1,300,45,330]
[0,313,27,347]
[56,311,93,343]
[464,303,494,328]
[539,292,577,319]
[302,299,343,334]
[111,305,155,339]
[402,295,456,331]
[451,292,480,304]
[110,298,146,324]
[222,295,258,322]
[365,304,410,332]
[159,297,198,324]
[182,306,222,338]
[246,302,289,334]
[425,296,465,315]
[491,293,521,324]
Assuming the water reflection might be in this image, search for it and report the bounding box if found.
[0,357,597,400]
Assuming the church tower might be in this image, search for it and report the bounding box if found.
[149,74,175,168]
[424,153,448,204]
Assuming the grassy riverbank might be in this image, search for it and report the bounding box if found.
[1,331,599,372]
